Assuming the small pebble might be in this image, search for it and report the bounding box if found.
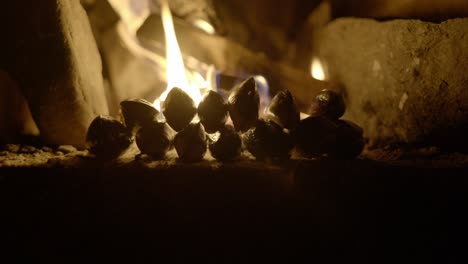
[42,146,54,153]
[5,144,20,153]
[20,146,37,154]
[58,145,77,154]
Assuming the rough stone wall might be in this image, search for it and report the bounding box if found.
[317,18,468,147]
[0,0,108,147]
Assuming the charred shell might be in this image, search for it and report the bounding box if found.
[198,90,228,133]
[208,125,242,161]
[309,89,346,120]
[174,122,207,162]
[120,98,159,133]
[228,77,260,132]
[242,119,293,161]
[330,120,365,158]
[162,87,197,132]
[266,90,300,129]
[86,115,133,159]
[293,116,338,157]
[136,121,174,159]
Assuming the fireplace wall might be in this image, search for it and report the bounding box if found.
[0,0,467,151]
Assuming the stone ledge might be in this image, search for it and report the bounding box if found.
[317,18,468,148]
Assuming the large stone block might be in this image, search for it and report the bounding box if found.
[0,0,108,147]
[317,18,468,147]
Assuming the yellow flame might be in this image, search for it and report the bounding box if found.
[192,19,216,35]
[310,57,326,81]
[154,0,202,109]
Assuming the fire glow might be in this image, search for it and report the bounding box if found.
[153,0,203,110]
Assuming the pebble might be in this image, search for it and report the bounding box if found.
[58,145,77,154]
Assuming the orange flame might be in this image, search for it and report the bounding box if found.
[154,0,203,110]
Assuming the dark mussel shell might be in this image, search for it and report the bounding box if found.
[293,116,338,157]
[198,90,228,133]
[208,125,242,161]
[266,90,300,130]
[228,77,260,132]
[330,120,364,158]
[162,87,197,132]
[136,121,174,159]
[174,122,207,162]
[242,119,293,161]
[86,115,133,159]
[309,89,345,120]
[120,98,159,133]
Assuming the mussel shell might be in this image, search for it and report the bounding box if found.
[86,115,133,159]
[162,87,197,132]
[228,77,260,132]
[309,89,345,120]
[174,122,207,162]
[208,125,242,161]
[242,119,293,161]
[293,116,338,157]
[330,120,364,158]
[198,91,228,133]
[136,121,174,159]
[266,90,300,129]
[120,98,159,133]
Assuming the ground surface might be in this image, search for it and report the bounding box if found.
[1,143,467,262]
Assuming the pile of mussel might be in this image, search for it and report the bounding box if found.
[86,77,364,162]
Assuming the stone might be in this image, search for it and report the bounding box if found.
[317,18,468,147]
[0,0,109,147]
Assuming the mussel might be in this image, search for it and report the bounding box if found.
[242,119,293,161]
[309,89,345,120]
[293,116,338,157]
[208,125,242,161]
[120,98,159,133]
[162,87,197,132]
[174,122,207,162]
[86,115,133,159]
[228,77,260,132]
[266,90,300,129]
[136,121,174,159]
[330,120,365,158]
[198,91,228,133]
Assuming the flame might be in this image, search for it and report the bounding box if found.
[310,57,326,81]
[154,0,203,110]
[192,19,215,35]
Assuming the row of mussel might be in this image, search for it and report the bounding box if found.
[86,77,364,162]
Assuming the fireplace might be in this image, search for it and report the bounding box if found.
[0,0,468,261]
